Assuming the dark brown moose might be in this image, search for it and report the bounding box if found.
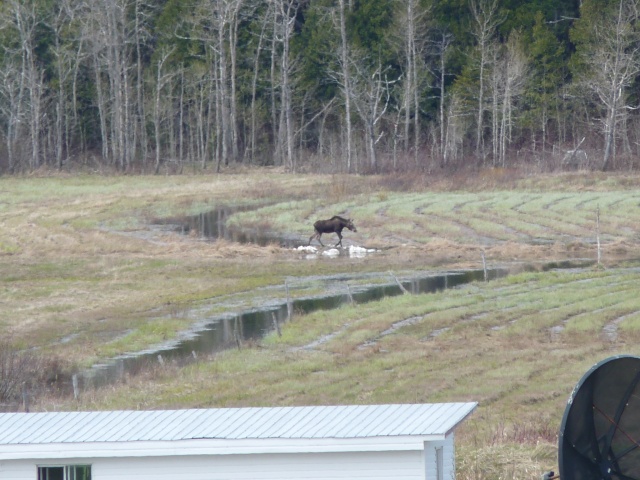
[309,216,357,247]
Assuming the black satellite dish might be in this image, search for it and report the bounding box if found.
[558,355,640,480]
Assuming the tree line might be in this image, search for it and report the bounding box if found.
[0,0,638,175]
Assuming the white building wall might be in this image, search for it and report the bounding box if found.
[2,450,428,480]
[423,434,455,480]
[0,459,34,480]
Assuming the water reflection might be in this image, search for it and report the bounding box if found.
[154,206,302,247]
[77,267,512,390]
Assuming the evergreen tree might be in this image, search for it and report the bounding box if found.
[523,11,567,158]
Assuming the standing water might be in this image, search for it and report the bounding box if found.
[77,267,511,390]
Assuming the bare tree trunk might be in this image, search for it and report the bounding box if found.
[11,0,45,170]
[229,0,243,162]
[0,59,24,173]
[92,53,109,161]
[178,67,186,169]
[134,0,148,169]
[270,5,279,163]
[153,49,174,174]
[470,0,502,166]
[250,6,270,163]
[338,0,353,172]
[437,32,452,163]
[403,3,413,153]
[49,0,81,170]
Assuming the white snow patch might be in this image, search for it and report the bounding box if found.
[296,245,318,253]
[295,244,376,259]
[348,245,376,258]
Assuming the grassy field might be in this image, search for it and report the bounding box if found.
[2,170,640,478]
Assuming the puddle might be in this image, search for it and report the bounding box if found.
[153,206,304,248]
[76,266,516,390]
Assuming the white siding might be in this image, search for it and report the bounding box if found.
[3,451,426,480]
[0,459,34,480]
[423,434,455,480]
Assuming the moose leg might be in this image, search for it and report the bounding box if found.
[335,231,343,247]
[309,231,324,246]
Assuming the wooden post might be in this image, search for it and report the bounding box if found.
[389,271,409,294]
[234,317,242,349]
[272,312,282,337]
[482,251,488,281]
[22,384,29,413]
[346,283,354,304]
[72,374,79,400]
[285,280,292,322]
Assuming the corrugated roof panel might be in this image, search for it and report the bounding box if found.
[212,408,255,438]
[124,410,169,441]
[116,410,166,441]
[294,405,336,438]
[353,404,403,437]
[226,408,269,439]
[285,405,333,438]
[0,413,31,443]
[77,411,133,442]
[331,405,382,438]
[148,409,196,440]
[171,409,217,440]
[0,403,477,445]
[302,405,354,438]
[401,403,449,435]
[254,406,301,439]
[385,403,441,435]
[188,408,238,439]
[233,406,288,439]
[261,406,306,438]
[424,403,473,435]
[20,412,71,443]
[44,411,93,443]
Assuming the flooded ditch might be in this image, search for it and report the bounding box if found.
[77,266,513,390]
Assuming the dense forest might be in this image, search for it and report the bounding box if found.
[1,0,639,174]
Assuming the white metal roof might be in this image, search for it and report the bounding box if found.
[0,403,476,446]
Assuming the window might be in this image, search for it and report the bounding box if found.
[38,465,91,480]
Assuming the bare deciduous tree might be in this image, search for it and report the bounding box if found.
[153,47,176,174]
[389,0,430,167]
[469,0,504,164]
[337,0,353,172]
[348,55,397,172]
[490,35,528,166]
[577,0,640,170]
